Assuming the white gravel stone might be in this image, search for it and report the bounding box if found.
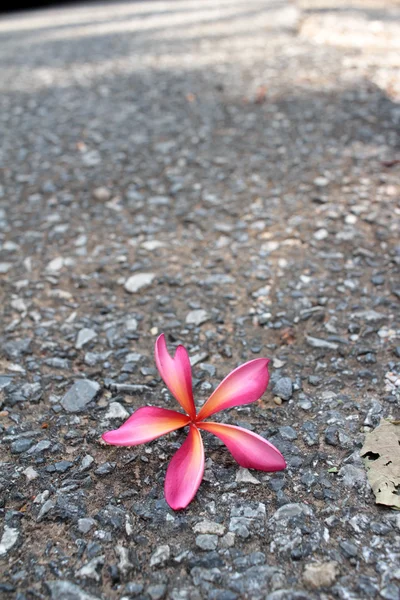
[0,263,13,273]
[46,580,101,600]
[313,176,329,187]
[11,298,27,312]
[185,309,209,326]
[46,257,64,273]
[93,187,111,201]
[104,402,129,421]
[313,228,328,241]
[0,526,19,557]
[124,273,155,293]
[76,328,97,349]
[76,556,105,581]
[193,520,225,535]
[352,310,387,322]
[78,518,96,534]
[150,544,170,567]
[141,240,165,250]
[306,336,338,350]
[236,467,261,485]
[220,532,236,548]
[125,317,138,331]
[303,561,339,589]
[23,466,39,481]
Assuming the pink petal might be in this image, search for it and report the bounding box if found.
[197,422,286,471]
[165,425,205,510]
[155,333,196,419]
[197,358,270,420]
[102,406,190,446]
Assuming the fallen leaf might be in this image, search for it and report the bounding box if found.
[381,159,400,168]
[254,85,268,104]
[361,420,400,509]
[280,327,296,345]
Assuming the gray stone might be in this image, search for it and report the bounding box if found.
[339,540,358,558]
[273,503,313,521]
[79,455,94,472]
[0,525,19,557]
[273,377,293,400]
[196,534,218,550]
[380,584,400,600]
[124,272,155,293]
[76,556,105,581]
[3,337,32,359]
[10,438,34,454]
[141,240,165,251]
[303,562,339,589]
[115,545,134,575]
[313,176,329,187]
[352,310,387,322]
[186,309,210,326]
[23,466,39,481]
[84,351,112,366]
[76,328,97,349]
[105,382,151,394]
[27,439,51,454]
[306,336,338,350]
[313,228,328,240]
[125,583,144,595]
[147,584,167,600]
[279,426,297,440]
[37,499,56,522]
[104,401,129,420]
[125,317,138,331]
[339,465,367,488]
[77,518,96,534]
[52,460,73,473]
[0,375,13,390]
[301,421,319,446]
[298,394,312,411]
[46,580,101,600]
[235,468,261,485]
[190,352,209,366]
[94,462,116,476]
[150,544,170,567]
[46,256,64,273]
[193,521,225,536]
[229,503,266,538]
[61,380,101,413]
[44,357,70,369]
[0,262,12,273]
[203,274,235,285]
[93,186,111,201]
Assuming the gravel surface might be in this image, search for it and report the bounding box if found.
[0,1,400,599]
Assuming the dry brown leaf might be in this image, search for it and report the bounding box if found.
[361,420,400,509]
[254,85,268,104]
[280,327,296,345]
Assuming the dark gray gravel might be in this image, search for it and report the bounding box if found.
[0,1,399,599]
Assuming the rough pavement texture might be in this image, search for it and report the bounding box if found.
[1,0,400,598]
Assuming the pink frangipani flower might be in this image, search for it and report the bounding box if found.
[102,334,286,509]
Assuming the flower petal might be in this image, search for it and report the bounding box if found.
[155,333,196,419]
[165,425,205,510]
[102,406,190,446]
[197,358,270,420]
[197,422,286,471]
